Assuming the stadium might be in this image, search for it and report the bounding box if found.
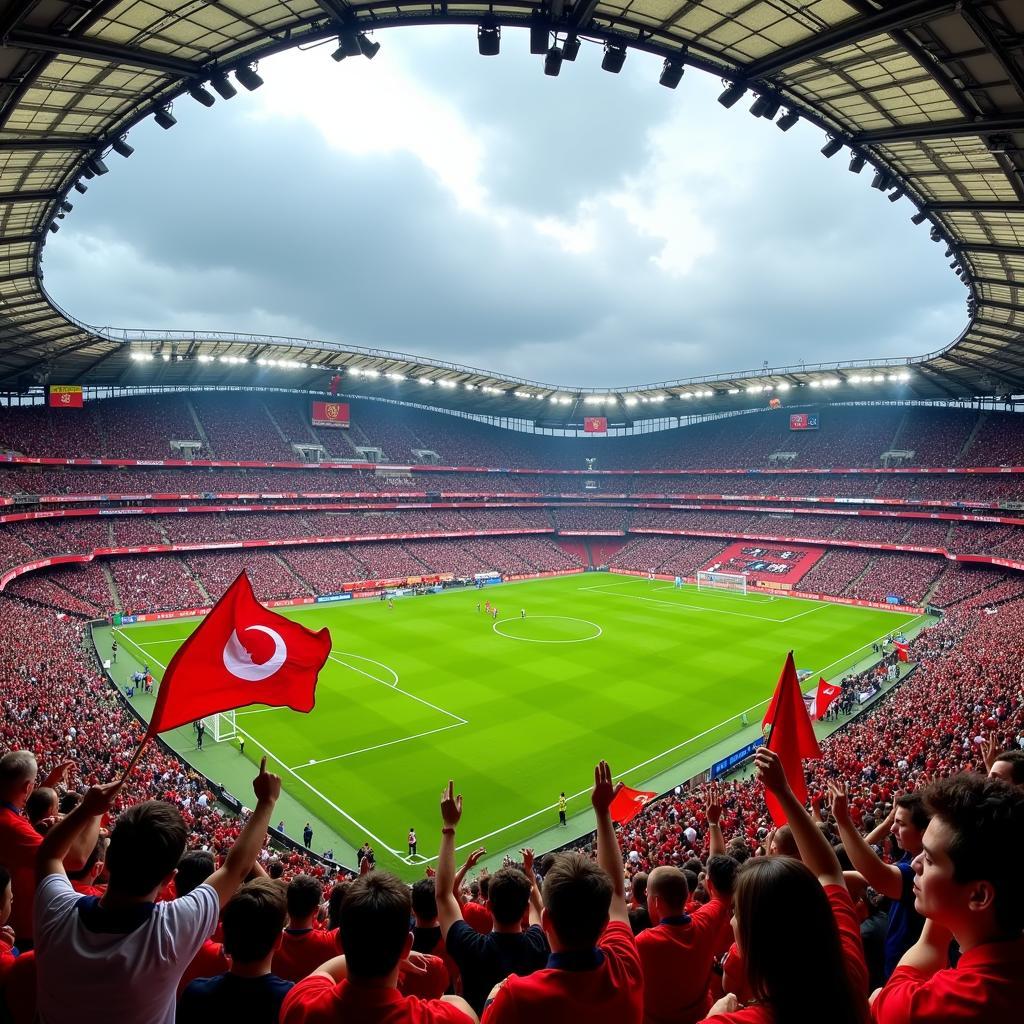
[0,2,1023,1023]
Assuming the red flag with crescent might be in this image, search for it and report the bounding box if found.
[144,571,331,737]
[609,785,657,824]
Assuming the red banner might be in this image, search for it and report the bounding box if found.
[312,401,349,428]
[48,385,83,408]
[584,416,608,434]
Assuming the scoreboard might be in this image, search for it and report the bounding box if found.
[789,413,819,431]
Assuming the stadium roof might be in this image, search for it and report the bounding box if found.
[0,0,1020,423]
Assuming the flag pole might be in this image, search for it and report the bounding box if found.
[119,735,151,785]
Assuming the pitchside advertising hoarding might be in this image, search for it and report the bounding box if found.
[790,413,819,430]
[311,401,350,428]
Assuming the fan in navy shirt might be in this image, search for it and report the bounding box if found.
[177,879,293,1024]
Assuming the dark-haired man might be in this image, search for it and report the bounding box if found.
[273,874,341,982]
[988,749,1024,787]
[481,761,643,1023]
[872,773,1024,1022]
[436,787,548,1017]
[177,878,292,1024]
[33,757,280,1024]
[280,871,476,1023]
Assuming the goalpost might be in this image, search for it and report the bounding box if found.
[209,710,237,743]
[696,571,748,595]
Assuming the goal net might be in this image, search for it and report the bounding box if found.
[210,710,237,743]
[696,571,748,595]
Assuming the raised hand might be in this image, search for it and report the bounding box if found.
[80,780,123,818]
[754,747,790,797]
[705,782,723,826]
[520,848,535,875]
[252,756,282,806]
[982,733,999,773]
[592,760,621,815]
[827,779,850,822]
[465,847,486,869]
[441,780,463,827]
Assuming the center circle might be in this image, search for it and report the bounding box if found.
[492,615,603,644]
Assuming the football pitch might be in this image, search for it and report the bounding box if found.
[107,574,925,875]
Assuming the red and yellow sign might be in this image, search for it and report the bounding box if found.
[49,385,83,408]
[311,401,350,428]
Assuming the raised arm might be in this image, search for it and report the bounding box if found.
[864,803,897,848]
[206,757,280,906]
[705,782,726,857]
[520,848,542,926]
[453,846,486,903]
[827,779,904,899]
[756,749,844,888]
[37,781,121,880]
[592,761,629,924]
[435,780,465,937]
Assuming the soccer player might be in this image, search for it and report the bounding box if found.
[520,609,526,619]
[870,774,1024,1022]
[409,828,418,858]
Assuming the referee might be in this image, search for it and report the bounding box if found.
[558,792,567,826]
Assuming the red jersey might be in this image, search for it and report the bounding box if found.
[69,881,105,898]
[482,920,643,1024]
[272,928,343,982]
[871,936,1024,1024]
[462,902,492,935]
[281,975,470,1023]
[0,948,35,1024]
[697,886,868,1024]
[398,954,450,1000]
[637,899,731,1024]
[0,805,41,943]
[177,939,230,995]
[0,935,16,984]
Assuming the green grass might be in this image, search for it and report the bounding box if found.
[108,574,923,876]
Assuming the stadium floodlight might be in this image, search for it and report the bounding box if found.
[85,155,108,176]
[188,83,216,107]
[362,369,380,377]
[776,109,799,131]
[81,165,94,179]
[331,32,363,61]
[911,211,928,225]
[464,383,477,390]
[153,106,176,130]
[544,46,563,77]
[777,382,790,391]
[681,392,692,399]
[48,222,59,233]
[530,22,549,55]
[749,92,779,119]
[728,387,740,394]
[820,136,843,158]
[60,201,72,213]
[718,81,746,108]
[73,181,87,194]
[888,187,904,202]
[477,22,500,56]
[601,43,626,74]
[387,372,406,381]
[419,376,433,385]
[234,65,264,91]
[562,34,580,61]
[358,34,380,59]
[871,169,893,191]
[624,397,638,406]
[659,58,684,90]
[111,137,134,158]
[210,74,237,100]
[848,153,865,174]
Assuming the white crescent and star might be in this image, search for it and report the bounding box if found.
[222,625,288,682]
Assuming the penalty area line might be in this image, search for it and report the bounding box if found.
[289,720,467,771]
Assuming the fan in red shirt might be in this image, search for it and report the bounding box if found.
[481,761,643,1024]
[871,773,1024,1023]
[698,748,869,1024]
[273,874,343,983]
[280,871,476,1024]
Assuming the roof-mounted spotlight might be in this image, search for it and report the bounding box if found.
[718,81,747,108]
[776,109,799,131]
[210,74,237,100]
[848,153,865,174]
[820,136,843,158]
[111,136,134,158]
[234,64,264,91]
[887,186,905,202]
[911,211,928,225]
[60,201,73,213]
[331,31,363,61]
[477,21,500,56]
[929,226,942,242]
[153,106,176,130]
[544,46,563,77]
[562,34,580,61]
[659,57,685,90]
[48,222,59,234]
[188,83,216,107]
[358,33,380,59]
[944,246,954,258]
[749,92,779,118]
[73,181,88,194]
[601,42,626,73]
[81,165,94,180]
[530,22,549,55]
[871,169,892,190]
[85,155,108,176]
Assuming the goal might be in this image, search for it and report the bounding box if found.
[696,571,748,595]
[210,710,237,743]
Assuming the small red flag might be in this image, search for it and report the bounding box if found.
[609,785,657,824]
[894,642,909,663]
[814,678,842,720]
[146,572,331,738]
[761,652,822,825]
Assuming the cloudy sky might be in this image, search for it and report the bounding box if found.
[43,26,966,389]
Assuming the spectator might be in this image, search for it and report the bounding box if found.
[32,757,280,1024]
[871,774,1024,1021]
[0,863,15,982]
[435,783,548,1016]
[177,878,292,1024]
[411,876,459,992]
[175,852,229,995]
[628,872,651,936]
[279,871,476,1023]
[828,782,927,978]
[481,762,643,1023]
[273,875,342,983]
[25,788,58,831]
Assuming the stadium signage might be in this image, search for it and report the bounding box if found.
[711,738,765,778]
[315,592,354,603]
